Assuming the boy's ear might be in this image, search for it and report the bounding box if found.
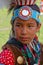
[36,23,41,32]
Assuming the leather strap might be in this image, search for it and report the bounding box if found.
[2,44,25,65]
[40,44,43,65]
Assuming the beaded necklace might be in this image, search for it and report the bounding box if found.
[20,38,41,65]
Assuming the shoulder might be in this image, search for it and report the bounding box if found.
[40,43,43,52]
[40,43,43,65]
[6,38,17,44]
[0,49,15,65]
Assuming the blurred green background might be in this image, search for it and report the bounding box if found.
[0,0,43,51]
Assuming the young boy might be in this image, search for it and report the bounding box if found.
[0,0,43,65]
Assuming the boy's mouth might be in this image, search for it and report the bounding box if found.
[20,37,29,41]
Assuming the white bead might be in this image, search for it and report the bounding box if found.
[17,56,24,64]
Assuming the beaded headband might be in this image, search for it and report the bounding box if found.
[12,6,40,23]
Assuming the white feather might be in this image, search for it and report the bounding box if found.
[0,0,11,8]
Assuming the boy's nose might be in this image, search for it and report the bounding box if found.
[21,27,27,35]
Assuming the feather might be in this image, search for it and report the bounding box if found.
[0,0,36,9]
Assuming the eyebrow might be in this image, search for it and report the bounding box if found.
[28,22,34,24]
[16,22,23,25]
[16,19,36,25]
[27,22,35,25]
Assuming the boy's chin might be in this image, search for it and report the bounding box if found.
[20,40,30,44]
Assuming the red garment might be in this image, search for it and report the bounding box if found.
[0,49,15,65]
[0,49,40,65]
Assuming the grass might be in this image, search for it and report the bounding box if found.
[0,30,10,47]
[0,0,43,51]
[0,9,11,50]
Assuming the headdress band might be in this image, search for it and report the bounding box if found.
[12,6,40,23]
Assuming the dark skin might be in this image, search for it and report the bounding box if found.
[13,18,41,44]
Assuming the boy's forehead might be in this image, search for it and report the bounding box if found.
[15,18,37,24]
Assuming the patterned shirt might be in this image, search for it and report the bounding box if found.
[0,49,15,65]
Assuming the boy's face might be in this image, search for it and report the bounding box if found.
[13,18,40,44]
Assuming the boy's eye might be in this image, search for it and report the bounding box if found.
[16,24,22,27]
[16,24,21,27]
[28,25,34,27]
